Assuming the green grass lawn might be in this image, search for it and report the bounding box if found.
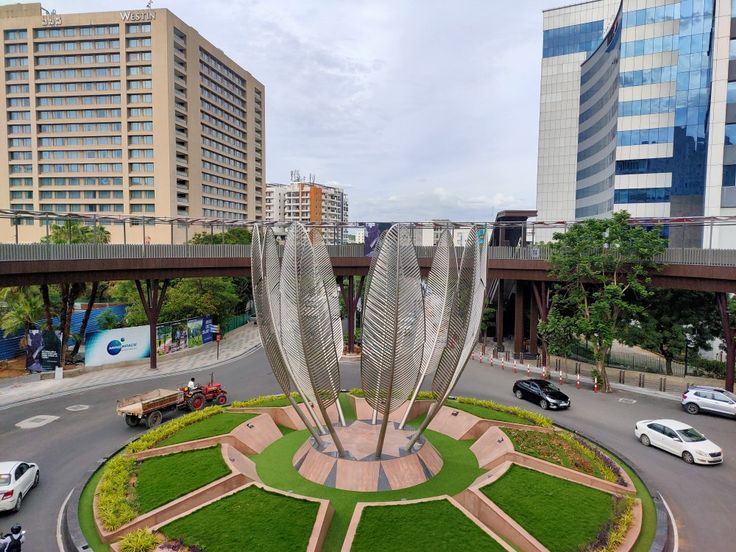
[482,465,614,552]
[351,499,507,552]
[135,446,230,513]
[445,399,535,425]
[160,485,319,552]
[338,392,357,422]
[254,429,486,552]
[157,412,257,446]
[78,465,110,552]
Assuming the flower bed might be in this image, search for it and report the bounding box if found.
[451,396,552,427]
[501,428,626,485]
[97,407,223,531]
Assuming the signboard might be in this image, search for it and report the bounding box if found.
[363,223,392,256]
[187,317,204,348]
[156,323,172,356]
[202,315,213,344]
[85,325,150,367]
[26,329,62,372]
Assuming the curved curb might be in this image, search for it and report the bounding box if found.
[61,442,129,551]
[552,421,673,552]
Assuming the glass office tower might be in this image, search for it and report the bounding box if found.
[537,0,735,248]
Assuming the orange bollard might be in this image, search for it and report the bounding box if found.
[527,365,531,378]
[594,377,598,393]
[513,360,517,373]
[559,371,563,385]
[576,373,581,389]
[501,358,505,370]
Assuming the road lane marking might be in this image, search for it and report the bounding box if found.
[618,398,637,404]
[57,488,74,552]
[15,414,59,428]
[65,404,90,411]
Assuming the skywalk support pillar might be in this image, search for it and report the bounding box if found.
[532,281,550,366]
[135,279,170,370]
[340,276,365,353]
[495,279,504,351]
[529,290,538,356]
[514,282,524,358]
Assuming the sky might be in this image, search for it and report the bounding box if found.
[18,0,559,222]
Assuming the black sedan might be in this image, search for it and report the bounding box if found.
[512,378,570,410]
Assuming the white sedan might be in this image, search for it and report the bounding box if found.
[0,461,40,512]
[634,419,723,465]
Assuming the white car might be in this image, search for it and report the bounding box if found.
[634,419,723,465]
[0,461,40,512]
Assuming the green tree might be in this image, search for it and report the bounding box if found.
[538,307,578,368]
[190,226,252,312]
[545,211,666,392]
[620,290,720,376]
[189,227,252,245]
[95,308,122,330]
[0,287,44,338]
[40,220,111,362]
[479,304,496,348]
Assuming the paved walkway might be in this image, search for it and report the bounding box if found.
[0,324,261,410]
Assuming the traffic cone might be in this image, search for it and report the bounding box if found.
[576,373,581,389]
[513,360,517,373]
[594,377,598,393]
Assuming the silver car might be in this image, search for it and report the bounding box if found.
[682,386,736,418]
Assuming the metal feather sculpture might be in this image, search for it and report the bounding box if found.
[406,225,488,450]
[399,228,457,429]
[360,224,425,458]
[250,225,324,445]
[281,223,345,456]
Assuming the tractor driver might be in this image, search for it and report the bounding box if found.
[187,377,196,391]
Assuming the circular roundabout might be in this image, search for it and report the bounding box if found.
[77,393,656,552]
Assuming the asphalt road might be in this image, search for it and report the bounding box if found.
[0,348,733,552]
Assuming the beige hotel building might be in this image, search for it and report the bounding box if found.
[0,3,265,243]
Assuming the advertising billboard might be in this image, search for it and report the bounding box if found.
[202,315,213,344]
[85,325,150,367]
[187,317,204,348]
[26,329,63,372]
[156,323,172,356]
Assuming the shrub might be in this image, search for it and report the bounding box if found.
[118,528,161,552]
[570,434,627,487]
[231,392,301,407]
[349,388,435,400]
[126,406,223,454]
[455,396,553,428]
[582,496,634,552]
[349,387,365,397]
[96,454,137,531]
[98,407,224,531]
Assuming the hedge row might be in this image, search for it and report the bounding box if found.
[97,406,223,531]
[453,396,553,428]
[230,392,301,407]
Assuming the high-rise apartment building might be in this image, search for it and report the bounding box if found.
[265,172,348,244]
[537,0,735,247]
[0,3,265,243]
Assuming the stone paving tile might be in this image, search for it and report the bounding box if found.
[0,324,261,409]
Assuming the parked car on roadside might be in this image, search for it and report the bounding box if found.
[0,461,40,512]
[681,386,736,418]
[634,419,723,465]
[512,378,570,410]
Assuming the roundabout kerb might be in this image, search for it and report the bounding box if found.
[70,395,657,552]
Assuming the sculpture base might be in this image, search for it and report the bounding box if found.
[293,421,443,491]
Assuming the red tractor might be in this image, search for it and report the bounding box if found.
[181,373,228,410]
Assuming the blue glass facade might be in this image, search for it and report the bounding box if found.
[669,0,714,225]
[615,158,673,175]
[543,20,604,58]
[619,66,677,87]
[618,97,675,117]
[621,35,677,57]
[622,3,680,28]
[575,9,622,219]
[617,127,674,146]
[614,188,671,203]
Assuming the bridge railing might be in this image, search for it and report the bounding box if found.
[1,243,736,267]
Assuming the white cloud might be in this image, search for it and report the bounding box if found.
[29,0,555,221]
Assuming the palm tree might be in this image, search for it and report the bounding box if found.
[39,220,111,362]
[0,287,44,339]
